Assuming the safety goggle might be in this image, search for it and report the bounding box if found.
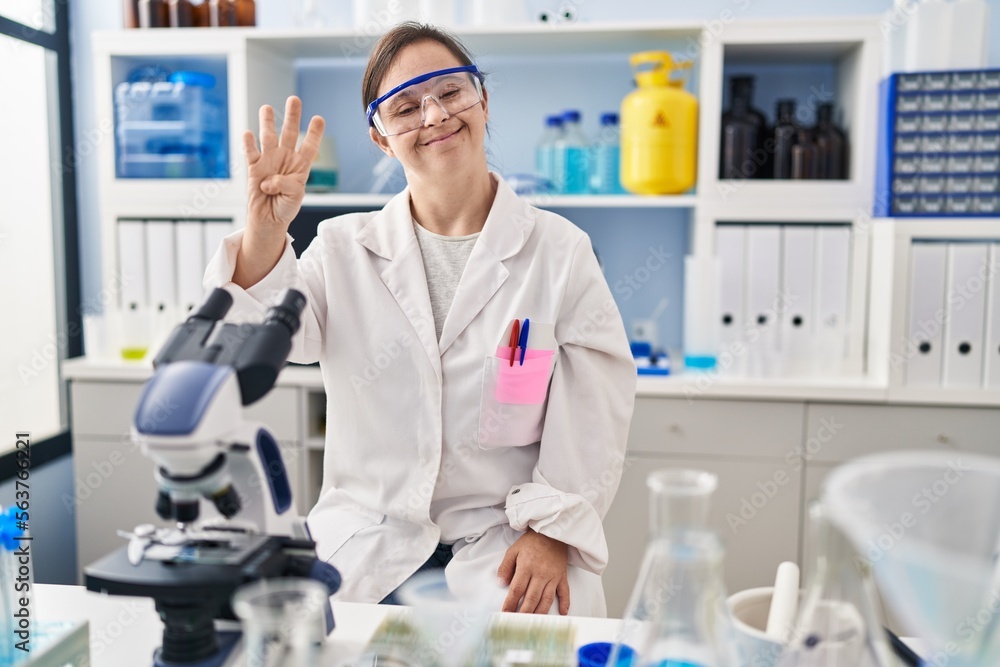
[366,65,485,137]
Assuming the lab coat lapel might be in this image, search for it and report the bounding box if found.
[355,189,443,382]
[438,177,535,355]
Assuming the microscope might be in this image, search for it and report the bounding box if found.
[85,288,340,667]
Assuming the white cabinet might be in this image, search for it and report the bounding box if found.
[69,378,314,582]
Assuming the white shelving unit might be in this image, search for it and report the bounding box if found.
[77,17,1000,615]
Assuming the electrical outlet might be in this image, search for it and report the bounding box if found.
[631,319,657,344]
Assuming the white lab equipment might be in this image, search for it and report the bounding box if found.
[942,242,988,388]
[745,225,781,377]
[905,241,947,386]
[683,255,721,370]
[467,0,528,26]
[352,0,418,30]
[823,450,1000,667]
[813,225,851,376]
[986,243,1000,388]
[780,226,816,376]
[949,0,990,70]
[904,0,952,71]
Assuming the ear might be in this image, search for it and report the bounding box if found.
[370,126,395,158]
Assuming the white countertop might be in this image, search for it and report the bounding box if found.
[63,357,1000,406]
[35,583,621,666]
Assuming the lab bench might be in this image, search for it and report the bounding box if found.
[63,357,1000,618]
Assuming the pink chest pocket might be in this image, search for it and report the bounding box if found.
[493,346,556,405]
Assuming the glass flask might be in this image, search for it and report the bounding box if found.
[612,469,738,667]
[776,501,898,667]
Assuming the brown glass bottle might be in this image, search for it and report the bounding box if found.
[721,97,759,180]
[168,0,193,27]
[139,0,170,27]
[190,0,208,26]
[234,0,256,26]
[124,0,141,28]
[719,75,768,179]
[791,128,818,179]
[813,102,847,180]
[772,99,798,180]
[208,0,236,26]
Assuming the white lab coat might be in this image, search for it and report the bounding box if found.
[205,174,636,616]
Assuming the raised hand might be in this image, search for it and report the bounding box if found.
[244,96,325,235]
[231,96,325,288]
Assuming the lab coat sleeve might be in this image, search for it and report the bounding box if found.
[203,229,327,364]
[504,235,637,575]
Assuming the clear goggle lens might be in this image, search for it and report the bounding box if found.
[370,69,483,137]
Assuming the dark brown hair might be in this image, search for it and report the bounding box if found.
[361,22,482,113]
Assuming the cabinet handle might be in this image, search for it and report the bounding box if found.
[668,422,682,435]
[936,433,952,446]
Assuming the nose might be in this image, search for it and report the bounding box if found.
[421,95,450,127]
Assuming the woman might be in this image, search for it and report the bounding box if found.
[206,22,636,616]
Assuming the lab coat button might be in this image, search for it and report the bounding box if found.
[512,489,520,494]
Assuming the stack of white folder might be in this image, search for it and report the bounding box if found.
[906,241,1000,389]
[715,224,852,378]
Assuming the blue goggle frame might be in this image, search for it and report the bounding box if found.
[365,65,484,128]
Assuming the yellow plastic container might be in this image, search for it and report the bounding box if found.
[620,51,698,195]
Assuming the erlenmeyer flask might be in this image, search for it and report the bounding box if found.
[612,469,738,667]
[776,501,899,667]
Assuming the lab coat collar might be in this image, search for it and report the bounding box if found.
[355,173,536,361]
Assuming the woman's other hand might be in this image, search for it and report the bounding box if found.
[497,529,570,615]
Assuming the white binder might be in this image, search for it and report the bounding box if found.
[175,222,206,314]
[716,225,746,348]
[905,242,948,386]
[780,225,816,373]
[202,220,234,270]
[116,220,148,309]
[745,225,782,376]
[942,243,989,388]
[145,220,177,313]
[814,226,852,373]
[986,243,1000,389]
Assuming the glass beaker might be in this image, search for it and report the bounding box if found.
[776,502,897,667]
[613,468,737,667]
[231,578,330,667]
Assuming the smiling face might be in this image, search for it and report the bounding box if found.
[369,39,489,182]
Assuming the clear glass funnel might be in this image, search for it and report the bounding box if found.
[822,450,1000,667]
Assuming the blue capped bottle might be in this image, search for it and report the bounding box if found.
[535,115,564,193]
[554,110,590,194]
[591,112,625,194]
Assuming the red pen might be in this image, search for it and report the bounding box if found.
[508,319,520,366]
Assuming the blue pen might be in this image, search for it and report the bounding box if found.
[518,319,530,365]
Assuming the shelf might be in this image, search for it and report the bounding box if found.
[885,386,1000,407]
[300,192,699,210]
[637,373,889,403]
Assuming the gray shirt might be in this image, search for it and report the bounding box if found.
[413,220,481,340]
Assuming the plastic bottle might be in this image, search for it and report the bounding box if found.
[590,112,624,195]
[720,76,767,179]
[772,100,798,180]
[535,115,564,193]
[554,110,589,195]
[620,51,698,195]
[813,102,846,180]
[791,128,818,180]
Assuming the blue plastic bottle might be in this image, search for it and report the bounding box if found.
[591,112,625,194]
[535,115,564,192]
[554,110,590,194]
